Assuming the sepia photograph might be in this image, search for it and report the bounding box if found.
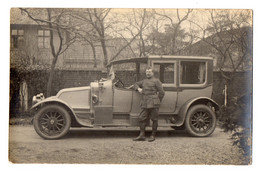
[8,5,253,167]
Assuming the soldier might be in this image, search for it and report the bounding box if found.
[133,67,165,142]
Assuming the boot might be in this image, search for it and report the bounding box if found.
[148,120,158,142]
[148,132,156,142]
[133,130,145,141]
[133,122,146,141]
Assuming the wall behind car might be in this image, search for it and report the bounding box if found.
[9,69,252,117]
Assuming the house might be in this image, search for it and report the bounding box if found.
[10,11,103,115]
[181,27,253,72]
[9,9,139,115]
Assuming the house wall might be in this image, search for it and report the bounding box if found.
[11,24,56,66]
[10,24,107,69]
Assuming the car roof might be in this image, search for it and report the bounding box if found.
[107,55,213,67]
[107,56,148,67]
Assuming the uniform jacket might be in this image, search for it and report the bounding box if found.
[134,77,165,108]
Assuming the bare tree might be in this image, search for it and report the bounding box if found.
[154,9,193,54]
[189,9,252,106]
[20,8,76,97]
[72,9,153,63]
[71,25,99,68]
[107,9,153,60]
[131,9,149,56]
[69,9,111,67]
[119,9,156,57]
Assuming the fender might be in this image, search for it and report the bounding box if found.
[177,97,220,126]
[31,96,93,127]
[31,96,75,110]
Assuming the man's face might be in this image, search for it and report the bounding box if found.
[146,69,154,78]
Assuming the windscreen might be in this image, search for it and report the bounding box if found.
[112,62,148,87]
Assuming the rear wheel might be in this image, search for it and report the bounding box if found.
[34,104,71,139]
[185,104,216,137]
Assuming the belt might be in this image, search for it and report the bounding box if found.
[144,94,157,96]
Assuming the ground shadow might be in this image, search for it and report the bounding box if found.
[64,128,189,139]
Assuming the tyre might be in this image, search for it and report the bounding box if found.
[185,104,216,137]
[34,104,71,140]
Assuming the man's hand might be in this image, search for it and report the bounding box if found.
[137,88,143,93]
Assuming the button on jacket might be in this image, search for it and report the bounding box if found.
[134,77,165,108]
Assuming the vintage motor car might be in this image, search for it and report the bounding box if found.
[31,55,220,139]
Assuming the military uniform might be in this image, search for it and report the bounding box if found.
[133,76,165,142]
[134,77,165,120]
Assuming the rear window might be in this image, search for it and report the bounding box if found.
[180,61,206,85]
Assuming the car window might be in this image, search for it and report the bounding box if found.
[139,63,148,80]
[180,61,206,85]
[153,63,175,84]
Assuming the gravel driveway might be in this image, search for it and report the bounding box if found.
[9,125,246,164]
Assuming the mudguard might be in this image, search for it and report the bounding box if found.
[30,96,91,127]
[31,96,69,110]
[177,97,220,126]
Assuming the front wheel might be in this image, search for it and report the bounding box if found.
[34,104,71,139]
[185,104,217,137]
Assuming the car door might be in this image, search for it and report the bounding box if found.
[151,60,178,113]
[176,60,212,109]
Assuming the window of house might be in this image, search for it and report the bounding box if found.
[11,29,24,49]
[153,62,175,84]
[180,61,206,85]
[38,30,50,48]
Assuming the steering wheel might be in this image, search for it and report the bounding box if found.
[126,84,134,89]
[114,78,124,87]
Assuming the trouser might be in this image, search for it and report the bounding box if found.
[139,108,159,134]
